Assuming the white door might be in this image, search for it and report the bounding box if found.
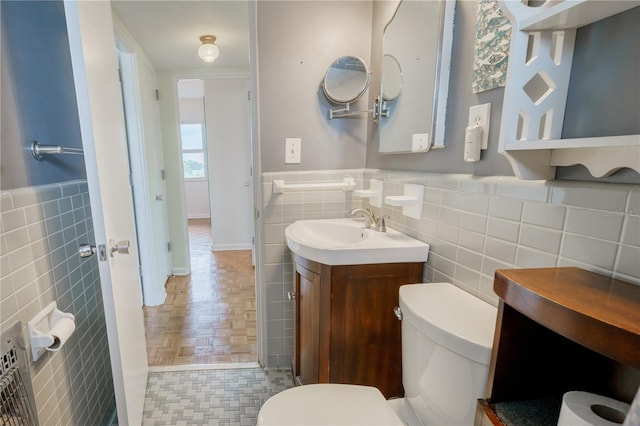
[64,1,148,424]
[204,78,253,251]
[141,63,172,279]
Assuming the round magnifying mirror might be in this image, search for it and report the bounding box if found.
[322,56,370,104]
[381,54,403,101]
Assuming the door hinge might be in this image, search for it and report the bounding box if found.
[118,68,123,82]
[139,265,143,277]
[129,173,134,186]
[161,169,166,180]
[167,242,172,252]
[254,208,260,220]
[155,89,160,101]
[248,90,251,101]
[250,166,253,177]
[252,236,255,245]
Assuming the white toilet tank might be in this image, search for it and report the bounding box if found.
[399,283,497,426]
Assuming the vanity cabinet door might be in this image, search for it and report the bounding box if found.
[293,263,321,386]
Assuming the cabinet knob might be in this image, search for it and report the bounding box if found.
[393,306,403,320]
[287,291,296,301]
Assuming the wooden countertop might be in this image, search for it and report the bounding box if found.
[494,267,640,370]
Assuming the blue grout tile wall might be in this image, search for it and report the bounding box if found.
[259,169,640,368]
[0,180,115,425]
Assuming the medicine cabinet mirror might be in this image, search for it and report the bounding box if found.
[378,0,455,153]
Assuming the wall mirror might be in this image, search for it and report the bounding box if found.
[379,0,455,153]
[322,56,370,105]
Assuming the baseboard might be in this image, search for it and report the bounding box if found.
[171,267,190,276]
[149,362,261,373]
[187,214,210,219]
[211,244,253,251]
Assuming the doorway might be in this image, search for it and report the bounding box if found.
[143,76,257,366]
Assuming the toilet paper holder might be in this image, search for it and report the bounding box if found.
[27,302,76,362]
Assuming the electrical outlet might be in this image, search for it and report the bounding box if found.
[468,103,491,149]
[285,138,301,164]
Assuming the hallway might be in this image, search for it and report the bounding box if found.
[143,219,258,366]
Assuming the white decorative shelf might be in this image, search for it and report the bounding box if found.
[504,135,639,151]
[497,0,640,180]
[520,1,639,31]
[272,177,356,194]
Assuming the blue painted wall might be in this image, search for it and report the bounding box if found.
[1,0,86,190]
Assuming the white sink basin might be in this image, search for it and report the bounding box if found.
[285,218,429,265]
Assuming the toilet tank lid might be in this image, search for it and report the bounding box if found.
[399,283,497,365]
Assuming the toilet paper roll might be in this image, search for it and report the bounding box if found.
[558,391,630,426]
[46,317,76,352]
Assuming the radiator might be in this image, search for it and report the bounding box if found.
[0,323,38,426]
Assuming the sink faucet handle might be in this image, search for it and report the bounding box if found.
[375,215,389,232]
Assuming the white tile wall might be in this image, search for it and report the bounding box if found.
[0,181,115,425]
[260,170,364,368]
[259,169,640,368]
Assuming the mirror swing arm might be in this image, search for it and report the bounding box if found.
[328,95,388,124]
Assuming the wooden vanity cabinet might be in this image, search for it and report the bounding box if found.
[476,267,640,426]
[291,254,424,399]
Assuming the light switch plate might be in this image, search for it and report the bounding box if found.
[468,103,491,149]
[285,138,301,164]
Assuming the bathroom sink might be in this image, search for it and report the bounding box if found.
[285,218,429,265]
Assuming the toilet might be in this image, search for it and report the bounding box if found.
[258,282,498,426]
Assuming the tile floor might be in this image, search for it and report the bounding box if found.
[142,367,292,425]
[143,219,258,366]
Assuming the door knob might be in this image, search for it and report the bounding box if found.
[155,194,164,201]
[287,291,296,301]
[109,239,130,256]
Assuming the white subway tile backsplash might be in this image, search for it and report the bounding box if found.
[424,187,443,205]
[458,229,485,253]
[260,170,640,368]
[456,247,483,270]
[486,217,520,243]
[484,237,517,264]
[551,182,630,211]
[441,191,463,210]
[565,208,624,242]
[460,212,487,234]
[489,197,523,221]
[616,245,640,278]
[459,176,497,195]
[438,207,461,227]
[520,225,562,254]
[621,215,640,247]
[561,234,618,271]
[496,178,550,202]
[515,246,558,268]
[481,256,514,279]
[522,201,566,230]
[454,265,481,292]
[462,193,490,215]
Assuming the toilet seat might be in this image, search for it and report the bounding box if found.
[257,384,405,426]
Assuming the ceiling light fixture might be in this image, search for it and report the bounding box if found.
[198,35,219,63]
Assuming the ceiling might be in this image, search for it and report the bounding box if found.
[111,0,250,70]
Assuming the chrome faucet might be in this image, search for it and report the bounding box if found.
[350,208,389,232]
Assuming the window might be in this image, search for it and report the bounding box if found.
[180,123,206,179]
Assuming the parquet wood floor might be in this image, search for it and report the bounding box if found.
[143,219,258,366]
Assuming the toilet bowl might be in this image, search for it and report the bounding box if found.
[257,282,498,426]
